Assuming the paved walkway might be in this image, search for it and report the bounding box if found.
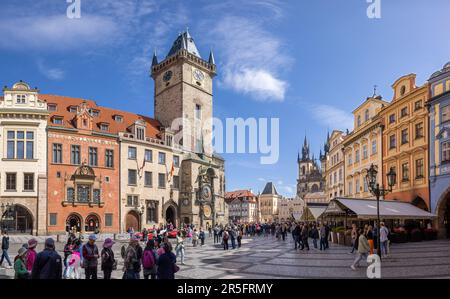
[1,235,450,279]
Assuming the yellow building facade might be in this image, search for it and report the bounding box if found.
[381,74,429,210]
[344,96,387,198]
[323,130,346,200]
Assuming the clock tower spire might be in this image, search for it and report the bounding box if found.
[151,30,217,155]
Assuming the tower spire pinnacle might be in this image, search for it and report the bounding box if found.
[208,48,216,65]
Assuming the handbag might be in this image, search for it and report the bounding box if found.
[173,264,180,273]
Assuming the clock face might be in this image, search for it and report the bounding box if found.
[193,69,205,82]
[163,70,173,82]
[183,199,189,206]
[201,185,212,201]
[203,205,211,218]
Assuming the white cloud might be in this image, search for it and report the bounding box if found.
[208,14,291,102]
[37,60,65,80]
[0,15,117,51]
[309,104,354,132]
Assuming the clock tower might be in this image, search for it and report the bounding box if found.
[151,29,217,155]
[151,30,227,228]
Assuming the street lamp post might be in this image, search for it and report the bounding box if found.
[365,164,396,260]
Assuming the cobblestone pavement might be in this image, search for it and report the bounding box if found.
[1,235,450,279]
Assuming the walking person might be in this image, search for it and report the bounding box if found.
[350,224,358,254]
[192,229,199,247]
[324,222,330,249]
[157,242,178,279]
[213,225,220,244]
[63,238,73,278]
[143,240,158,279]
[14,247,29,279]
[293,224,301,249]
[31,238,62,279]
[82,234,99,279]
[230,227,236,249]
[319,224,327,251]
[175,232,186,265]
[237,228,243,248]
[199,228,206,246]
[1,230,12,269]
[300,224,310,251]
[100,238,116,279]
[367,225,374,255]
[351,229,370,270]
[311,224,319,249]
[379,222,389,258]
[223,229,229,250]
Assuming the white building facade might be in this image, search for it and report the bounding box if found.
[0,82,48,235]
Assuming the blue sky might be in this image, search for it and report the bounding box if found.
[1,0,449,197]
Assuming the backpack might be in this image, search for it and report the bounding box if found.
[142,250,155,269]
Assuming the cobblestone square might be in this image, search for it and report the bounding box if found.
[2,235,450,279]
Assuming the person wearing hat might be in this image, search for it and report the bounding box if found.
[25,238,38,273]
[101,238,116,279]
[14,247,29,279]
[82,234,99,279]
[123,235,140,279]
[31,238,62,279]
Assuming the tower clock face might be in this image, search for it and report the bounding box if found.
[193,69,205,82]
[201,185,212,201]
[163,70,173,82]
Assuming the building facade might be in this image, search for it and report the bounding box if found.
[225,190,258,223]
[259,182,282,223]
[45,97,120,234]
[381,74,429,210]
[323,130,346,200]
[297,136,325,198]
[428,62,450,238]
[278,196,305,221]
[344,96,387,199]
[0,82,48,235]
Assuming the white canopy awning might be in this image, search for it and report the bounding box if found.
[323,197,436,220]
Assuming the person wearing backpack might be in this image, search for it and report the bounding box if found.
[143,240,158,279]
[31,238,62,279]
[101,238,116,279]
[25,238,38,274]
[223,229,229,250]
[123,235,140,279]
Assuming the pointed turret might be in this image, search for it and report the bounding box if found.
[167,29,201,58]
[208,49,216,65]
[152,50,158,67]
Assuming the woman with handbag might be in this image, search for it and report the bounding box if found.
[101,238,116,279]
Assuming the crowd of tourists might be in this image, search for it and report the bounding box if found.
[1,220,392,279]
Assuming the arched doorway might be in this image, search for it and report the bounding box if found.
[0,205,33,234]
[85,214,100,232]
[126,211,140,232]
[66,213,82,232]
[311,184,319,193]
[436,190,450,238]
[412,197,428,211]
[165,206,176,226]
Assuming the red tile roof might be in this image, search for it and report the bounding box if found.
[41,94,161,138]
[225,190,256,200]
